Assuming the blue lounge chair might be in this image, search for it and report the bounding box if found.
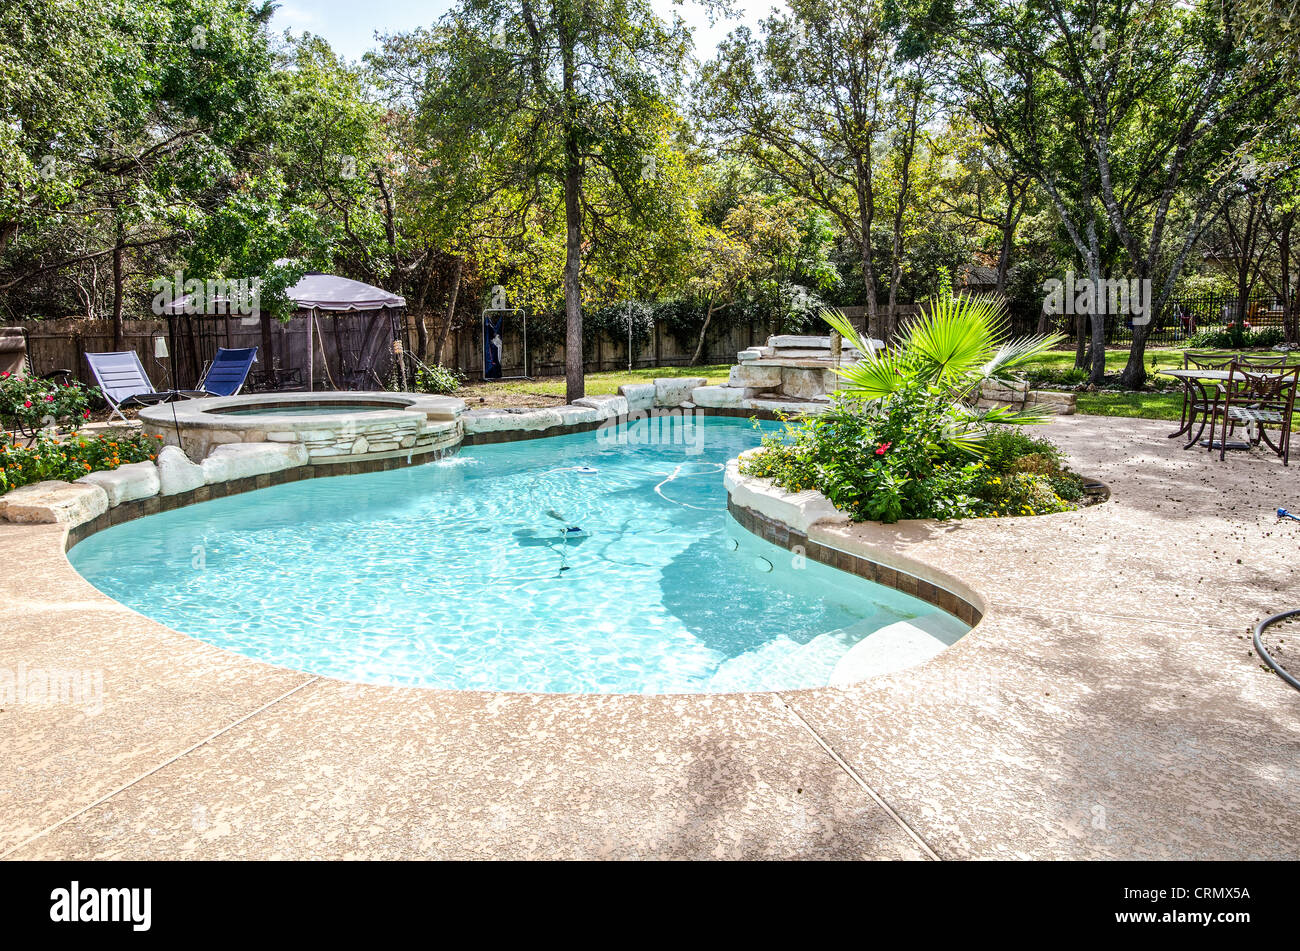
[86,347,258,421]
[198,347,258,397]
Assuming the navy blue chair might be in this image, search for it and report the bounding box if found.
[199,347,258,397]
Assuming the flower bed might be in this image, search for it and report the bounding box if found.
[739,294,1088,524]
[743,413,1086,523]
[0,372,98,433]
[0,430,161,494]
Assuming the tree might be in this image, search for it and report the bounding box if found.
[406,0,692,401]
[947,0,1286,385]
[698,0,901,338]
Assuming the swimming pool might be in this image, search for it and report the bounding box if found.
[69,416,966,693]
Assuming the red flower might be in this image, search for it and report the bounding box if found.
[45,395,54,402]
[22,400,31,408]
[875,441,892,456]
[0,372,8,378]
[83,410,91,419]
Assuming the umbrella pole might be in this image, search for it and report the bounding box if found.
[307,308,314,392]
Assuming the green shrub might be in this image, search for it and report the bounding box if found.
[410,364,464,395]
[740,296,1086,523]
[744,410,1084,523]
[1185,327,1286,349]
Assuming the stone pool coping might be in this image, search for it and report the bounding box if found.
[140,391,465,466]
[1,414,1298,859]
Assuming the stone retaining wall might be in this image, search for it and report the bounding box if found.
[977,380,1077,414]
[722,456,984,626]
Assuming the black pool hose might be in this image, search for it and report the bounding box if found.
[1254,610,1300,692]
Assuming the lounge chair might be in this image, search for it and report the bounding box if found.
[197,347,259,397]
[86,347,258,422]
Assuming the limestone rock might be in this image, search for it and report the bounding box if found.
[653,378,706,408]
[461,408,566,434]
[155,445,207,496]
[572,394,628,418]
[781,367,839,400]
[690,385,747,408]
[618,383,656,413]
[76,461,160,507]
[201,442,309,484]
[0,480,109,526]
[729,364,782,389]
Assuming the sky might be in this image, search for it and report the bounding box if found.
[271,0,777,64]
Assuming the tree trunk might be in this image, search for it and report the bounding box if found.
[432,256,462,366]
[413,265,432,361]
[886,79,921,343]
[561,52,584,403]
[1088,261,1106,385]
[260,314,275,387]
[1282,213,1298,346]
[111,226,125,350]
[995,181,1024,297]
[854,157,879,341]
[692,299,715,365]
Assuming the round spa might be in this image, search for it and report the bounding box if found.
[138,391,464,464]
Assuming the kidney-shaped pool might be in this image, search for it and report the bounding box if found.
[69,416,967,693]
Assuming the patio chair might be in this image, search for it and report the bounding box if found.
[1209,363,1299,465]
[1235,353,1288,369]
[1174,351,1234,440]
[85,351,205,422]
[86,347,257,422]
[196,347,258,397]
[1183,351,1235,370]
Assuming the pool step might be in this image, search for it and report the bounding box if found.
[708,629,858,692]
[827,611,968,686]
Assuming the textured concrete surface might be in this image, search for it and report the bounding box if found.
[0,415,1297,859]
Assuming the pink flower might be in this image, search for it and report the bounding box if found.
[23,400,32,408]
[875,441,892,456]
[44,395,54,402]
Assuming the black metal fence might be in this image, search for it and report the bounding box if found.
[1008,293,1294,347]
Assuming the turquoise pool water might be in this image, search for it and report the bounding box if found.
[69,416,959,693]
[213,403,399,417]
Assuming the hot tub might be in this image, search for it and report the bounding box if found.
[138,391,465,464]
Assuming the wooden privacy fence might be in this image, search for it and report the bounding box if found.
[17,313,401,391]
[17,314,769,389]
[427,316,766,378]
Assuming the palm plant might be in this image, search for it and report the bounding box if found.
[823,293,1065,454]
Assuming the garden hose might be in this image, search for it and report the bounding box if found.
[1254,511,1300,691]
[1254,610,1300,693]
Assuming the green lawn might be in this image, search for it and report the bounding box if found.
[455,365,731,406]
[457,349,1291,422]
[1074,391,1182,421]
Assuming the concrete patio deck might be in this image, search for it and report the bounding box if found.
[0,415,1296,859]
